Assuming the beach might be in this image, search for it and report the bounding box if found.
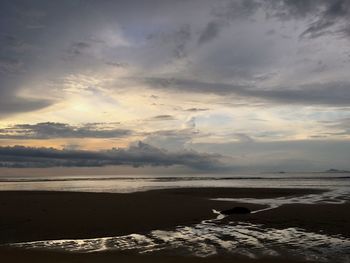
[0,187,349,262]
[2,0,350,261]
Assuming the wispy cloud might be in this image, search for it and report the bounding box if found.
[142,77,350,106]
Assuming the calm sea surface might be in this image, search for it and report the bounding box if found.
[0,172,349,193]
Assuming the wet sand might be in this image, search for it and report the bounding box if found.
[0,248,319,263]
[0,187,347,262]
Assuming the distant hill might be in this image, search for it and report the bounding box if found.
[324,169,350,173]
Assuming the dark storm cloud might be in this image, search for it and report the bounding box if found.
[0,142,225,170]
[144,77,350,106]
[0,122,132,139]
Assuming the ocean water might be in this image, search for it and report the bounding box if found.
[2,172,350,262]
[0,172,349,193]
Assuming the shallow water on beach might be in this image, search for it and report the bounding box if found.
[2,172,350,262]
[214,186,350,214]
[6,187,350,262]
[8,220,350,262]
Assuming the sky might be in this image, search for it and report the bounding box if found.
[0,0,350,172]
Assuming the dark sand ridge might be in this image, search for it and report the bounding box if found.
[0,187,348,263]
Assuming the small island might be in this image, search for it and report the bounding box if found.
[325,169,350,173]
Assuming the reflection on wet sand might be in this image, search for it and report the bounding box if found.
[214,188,350,214]
[2,185,350,262]
[8,220,350,262]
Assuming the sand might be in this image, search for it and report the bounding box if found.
[0,187,347,262]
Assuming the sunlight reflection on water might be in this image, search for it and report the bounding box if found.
[8,221,350,262]
[0,173,349,193]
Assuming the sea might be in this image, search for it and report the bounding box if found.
[0,172,349,193]
[1,172,350,262]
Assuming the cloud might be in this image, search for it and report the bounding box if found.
[184,117,196,129]
[0,142,226,170]
[143,128,199,151]
[234,133,255,143]
[0,57,23,74]
[198,0,261,44]
[198,20,223,45]
[143,77,350,106]
[1,0,349,117]
[184,108,209,112]
[146,24,192,59]
[0,96,53,118]
[264,0,321,20]
[143,77,248,94]
[322,117,350,135]
[0,34,32,53]
[149,115,176,121]
[0,59,54,118]
[0,0,349,172]
[193,139,350,171]
[171,24,192,59]
[243,82,350,106]
[105,61,128,68]
[299,0,350,39]
[68,41,91,56]
[0,122,132,139]
[263,0,350,39]
[198,1,350,43]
